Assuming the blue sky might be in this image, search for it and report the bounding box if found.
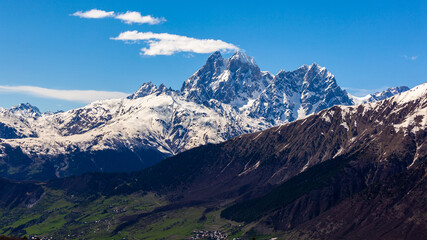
[0,0,425,112]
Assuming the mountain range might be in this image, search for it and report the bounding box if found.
[0,81,425,239]
[0,51,409,180]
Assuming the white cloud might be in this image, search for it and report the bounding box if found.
[115,11,165,25]
[72,9,115,19]
[71,9,165,25]
[403,55,418,60]
[0,85,129,103]
[111,31,239,56]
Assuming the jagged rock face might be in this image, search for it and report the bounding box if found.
[248,64,353,123]
[0,51,410,180]
[181,51,273,107]
[298,64,353,114]
[181,51,353,124]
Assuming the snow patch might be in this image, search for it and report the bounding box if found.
[238,160,261,176]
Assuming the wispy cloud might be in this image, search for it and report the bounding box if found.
[403,55,418,60]
[71,9,165,25]
[111,31,239,56]
[72,9,115,19]
[115,11,165,25]
[0,85,129,103]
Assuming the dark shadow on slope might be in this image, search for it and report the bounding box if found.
[220,152,357,223]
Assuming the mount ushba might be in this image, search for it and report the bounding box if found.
[0,51,409,180]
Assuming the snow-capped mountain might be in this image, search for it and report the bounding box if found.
[0,51,410,180]
[247,63,353,123]
[181,51,273,107]
[0,92,268,179]
[350,86,410,104]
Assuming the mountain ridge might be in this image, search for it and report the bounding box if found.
[0,51,411,180]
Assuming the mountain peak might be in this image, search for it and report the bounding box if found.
[128,82,158,99]
[204,51,225,69]
[128,82,174,99]
[296,64,310,71]
[208,51,223,61]
[276,69,287,77]
[10,103,41,117]
[372,86,410,98]
[226,51,260,75]
[350,85,412,104]
[229,51,255,65]
[307,62,326,72]
[12,103,39,110]
[202,51,226,71]
[181,51,269,106]
[390,82,426,104]
[157,83,172,95]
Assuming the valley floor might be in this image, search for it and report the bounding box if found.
[0,188,282,240]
